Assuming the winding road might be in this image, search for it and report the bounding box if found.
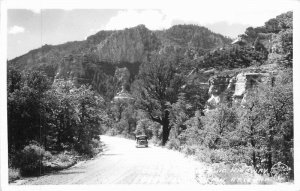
[20,135,203,184]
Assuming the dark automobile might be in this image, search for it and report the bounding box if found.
[135,135,148,148]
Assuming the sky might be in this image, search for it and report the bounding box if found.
[6,0,298,60]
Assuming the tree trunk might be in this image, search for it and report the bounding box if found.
[252,150,257,170]
[161,111,170,146]
[162,123,170,146]
[250,126,257,170]
[267,137,273,175]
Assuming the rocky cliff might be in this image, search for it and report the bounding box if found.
[8,24,232,99]
[96,25,160,63]
[205,68,274,111]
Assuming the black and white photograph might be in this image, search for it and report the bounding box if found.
[0,0,299,190]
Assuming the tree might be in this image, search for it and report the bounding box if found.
[279,29,293,68]
[169,93,192,138]
[7,70,51,152]
[134,54,185,145]
[72,85,103,155]
[238,89,267,170]
[238,72,293,177]
[7,67,22,93]
[202,104,238,149]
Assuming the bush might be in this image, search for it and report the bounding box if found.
[56,153,71,163]
[181,145,198,156]
[74,138,102,157]
[8,168,20,182]
[89,138,103,156]
[194,146,213,163]
[209,149,234,163]
[270,162,292,182]
[17,142,46,176]
[150,136,162,146]
[43,151,53,161]
[166,138,181,150]
[199,162,257,184]
[193,147,251,164]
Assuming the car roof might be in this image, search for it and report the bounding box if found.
[136,135,147,138]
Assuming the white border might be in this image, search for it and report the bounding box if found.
[1,0,300,191]
[0,0,8,189]
[293,0,300,189]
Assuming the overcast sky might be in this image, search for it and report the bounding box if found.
[7,0,297,59]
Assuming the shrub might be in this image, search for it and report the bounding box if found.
[43,151,53,161]
[181,145,198,156]
[150,136,162,146]
[8,168,20,182]
[209,149,234,163]
[74,138,102,157]
[57,153,71,163]
[166,138,181,150]
[17,142,45,176]
[270,162,292,182]
[194,147,251,164]
[194,146,212,163]
[200,162,257,184]
[89,138,103,156]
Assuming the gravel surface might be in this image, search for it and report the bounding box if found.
[18,135,203,184]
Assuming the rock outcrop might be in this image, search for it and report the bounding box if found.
[55,54,85,83]
[205,75,234,110]
[205,71,272,111]
[113,85,134,102]
[112,67,134,102]
[96,25,160,63]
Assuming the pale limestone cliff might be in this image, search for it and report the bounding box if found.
[206,72,271,110]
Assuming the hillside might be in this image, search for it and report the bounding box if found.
[8,24,232,98]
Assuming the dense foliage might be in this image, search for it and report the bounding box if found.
[196,45,268,70]
[8,68,105,174]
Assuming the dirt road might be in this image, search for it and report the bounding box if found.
[20,136,202,184]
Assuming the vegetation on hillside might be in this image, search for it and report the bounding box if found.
[7,11,293,183]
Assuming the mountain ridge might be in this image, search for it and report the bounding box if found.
[8,24,232,98]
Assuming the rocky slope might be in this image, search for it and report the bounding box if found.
[8,24,232,98]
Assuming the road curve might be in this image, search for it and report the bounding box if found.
[21,135,201,184]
